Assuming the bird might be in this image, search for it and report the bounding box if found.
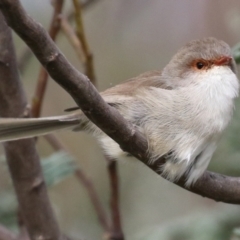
[0,37,238,186]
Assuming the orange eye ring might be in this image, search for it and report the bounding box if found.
[191,59,209,70]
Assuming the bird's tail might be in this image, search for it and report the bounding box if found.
[0,113,81,142]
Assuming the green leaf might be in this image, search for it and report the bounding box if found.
[41,151,77,187]
[0,151,77,188]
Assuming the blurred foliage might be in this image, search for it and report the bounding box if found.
[209,96,240,175]
[233,43,240,64]
[0,193,17,231]
[132,207,240,240]
[0,151,77,231]
[41,151,77,186]
[231,228,240,240]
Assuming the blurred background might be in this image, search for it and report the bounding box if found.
[1,0,240,239]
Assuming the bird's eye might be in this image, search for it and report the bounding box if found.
[196,62,205,69]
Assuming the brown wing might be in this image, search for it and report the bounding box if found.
[102,70,168,98]
[65,70,169,112]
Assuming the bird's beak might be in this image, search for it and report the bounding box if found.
[214,56,232,66]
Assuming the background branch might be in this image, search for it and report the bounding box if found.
[61,16,85,63]
[31,0,64,118]
[45,133,110,234]
[0,0,240,204]
[69,2,124,238]
[70,3,124,238]
[75,169,110,232]
[17,0,100,75]
[0,10,62,240]
[107,160,124,240]
[72,0,96,85]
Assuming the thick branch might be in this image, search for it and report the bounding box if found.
[1,0,240,204]
[0,10,62,240]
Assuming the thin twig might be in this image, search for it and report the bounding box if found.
[61,15,85,62]
[46,136,110,232]
[62,5,121,235]
[45,133,110,232]
[44,134,67,151]
[17,0,100,75]
[2,0,240,204]
[67,0,100,21]
[72,0,96,85]
[69,3,123,237]
[31,0,64,118]
[75,169,110,232]
[107,160,124,240]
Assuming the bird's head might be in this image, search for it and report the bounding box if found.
[162,37,238,89]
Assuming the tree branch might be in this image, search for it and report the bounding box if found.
[107,160,124,240]
[75,169,110,232]
[17,0,99,75]
[61,15,85,63]
[72,0,96,85]
[45,134,110,234]
[33,2,110,233]
[67,4,123,237]
[31,0,64,118]
[1,0,240,204]
[0,10,62,240]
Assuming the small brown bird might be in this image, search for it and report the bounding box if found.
[0,37,238,186]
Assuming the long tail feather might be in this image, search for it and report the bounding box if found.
[0,113,81,142]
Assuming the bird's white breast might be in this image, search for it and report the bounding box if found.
[161,66,239,184]
[187,66,239,132]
